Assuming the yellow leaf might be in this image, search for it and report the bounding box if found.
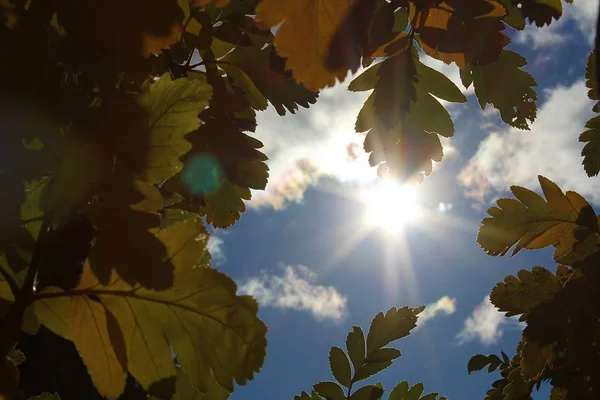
[70,296,127,399]
[34,287,71,340]
[255,0,359,91]
[478,176,600,262]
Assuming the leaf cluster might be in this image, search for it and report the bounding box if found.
[294,306,447,400]
[473,176,600,399]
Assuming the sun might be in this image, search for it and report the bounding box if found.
[361,180,420,234]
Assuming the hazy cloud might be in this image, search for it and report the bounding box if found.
[457,296,522,346]
[459,80,600,205]
[207,234,225,265]
[416,296,457,329]
[238,265,348,322]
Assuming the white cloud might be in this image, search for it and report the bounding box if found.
[207,234,225,265]
[249,83,376,209]
[517,0,596,48]
[416,296,457,329]
[238,265,348,323]
[456,296,522,346]
[459,80,599,205]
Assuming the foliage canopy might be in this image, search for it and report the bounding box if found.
[1,0,600,399]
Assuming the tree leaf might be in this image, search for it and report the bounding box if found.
[313,381,345,400]
[580,115,600,177]
[222,43,318,116]
[346,326,366,373]
[354,348,401,382]
[585,51,599,112]
[33,218,266,396]
[70,295,127,399]
[6,346,25,365]
[490,266,561,321]
[200,179,251,228]
[34,287,71,341]
[135,73,212,184]
[329,347,351,388]
[366,306,424,356]
[350,385,384,400]
[255,0,362,90]
[477,176,600,262]
[149,366,230,400]
[497,0,526,30]
[465,50,537,129]
[520,340,554,381]
[514,0,564,27]
[467,354,503,374]
[410,0,509,66]
[27,394,61,400]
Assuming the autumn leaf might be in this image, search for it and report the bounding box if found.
[490,266,561,321]
[461,50,537,129]
[255,0,361,90]
[33,218,267,398]
[410,0,509,66]
[477,176,600,263]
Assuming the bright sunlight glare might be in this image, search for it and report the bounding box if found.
[361,180,420,235]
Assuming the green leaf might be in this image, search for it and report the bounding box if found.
[366,306,424,356]
[313,381,345,400]
[490,266,561,321]
[136,73,212,184]
[579,115,600,177]
[346,326,366,373]
[329,346,352,388]
[294,391,323,400]
[467,354,503,374]
[467,50,537,129]
[354,348,401,382]
[33,219,267,398]
[201,179,252,228]
[388,382,441,400]
[223,42,318,116]
[497,0,526,30]
[149,366,231,400]
[585,51,599,112]
[520,340,554,381]
[350,385,385,400]
[477,176,600,263]
[415,61,467,104]
[6,346,26,365]
[374,45,418,129]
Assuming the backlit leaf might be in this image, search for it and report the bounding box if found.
[477,176,600,262]
[346,326,366,373]
[520,340,554,380]
[34,287,71,341]
[313,381,345,400]
[32,218,266,397]
[136,73,212,184]
[255,0,361,90]
[329,347,351,388]
[354,348,401,382]
[70,295,127,399]
[464,50,537,129]
[149,366,230,400]
[350,385,384,400]
[366,306,424,356]
[201,179,251,228]
[490,266,561,321]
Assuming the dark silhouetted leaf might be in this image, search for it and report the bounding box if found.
[467,354,503,374]
[314,381,345,400]
[354,348,401,382]
[346,326,366,373]
[329,347,351,388]
[366,306,424,356]
[490,266,561,321]
[580,116,600,177]
[350,384,384,400]
[463,50,537,129]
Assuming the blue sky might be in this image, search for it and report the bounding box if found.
[207,3,597,399]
